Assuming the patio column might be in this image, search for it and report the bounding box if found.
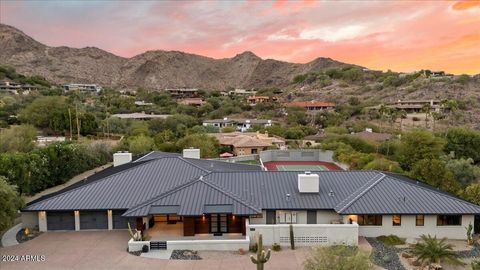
[38,211,47,232]
[142,216,149,230]
[107,210,113,230]
[74,211,80,231]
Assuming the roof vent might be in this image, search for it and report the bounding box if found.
[286,193,291,201]
[298,173,319,193]
[328,190,335,197]
[183,148,200,159]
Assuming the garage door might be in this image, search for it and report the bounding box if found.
[47,211,75,230]
[112,210,135,229]
[80,211,108,230]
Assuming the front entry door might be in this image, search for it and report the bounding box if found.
[210,214,228,234]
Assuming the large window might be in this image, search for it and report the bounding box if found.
[357,215,382,226]
[276,211,297,224]
[437,215,461,226]
[392,215,401,226]
[416,215,424,226]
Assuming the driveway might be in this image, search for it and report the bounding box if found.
[0,231,307,270]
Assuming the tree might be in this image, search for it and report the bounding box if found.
[398,110,407,131]
[410,159,460,194]
[19,96,69,133]
[0,176,24,232]
[421,103,432,128]
[445,157,480,186]
[397,129,446,170]
[459,183,480,205]
[303,245,372,270]
[444,127,480,163]
[412,234,462,266]
[127,135,154,154]
[286,107,308,125]
[176,134,220,158]
[363,158,402,173]
[0,125,37,153]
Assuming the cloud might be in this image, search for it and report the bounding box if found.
[0,0,479,74]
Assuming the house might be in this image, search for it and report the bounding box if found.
[247,95,277,105]
[286,101,336,113]
[166,88,199,98]
[111,112,171,120]
[63,83,102,93]
[36,136,66,146]
[0,79,38,94]
[212,132,285,155]
[202,118,274,132]
[228,88,257,96]
[21,151,480,251]
[134,101,154,106]
[177,98,205,107]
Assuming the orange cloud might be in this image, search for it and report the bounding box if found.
[452,1,480,10]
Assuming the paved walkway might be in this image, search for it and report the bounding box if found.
[0,231,308,270]
[1,223,21,247]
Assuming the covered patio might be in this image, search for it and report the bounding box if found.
[146,222,245,241]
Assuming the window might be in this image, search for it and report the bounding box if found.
[357,215,382,226]
[276,211,297,224]
[392,215,401,226]
[437,215,461,226]
[416,215,424,226]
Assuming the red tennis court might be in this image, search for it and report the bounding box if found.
[263,161,343,171]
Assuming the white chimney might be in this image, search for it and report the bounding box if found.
[298,172,319,193]
[183,148,201,159]
[113,152,132,167]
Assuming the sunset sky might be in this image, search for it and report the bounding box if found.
[1,0,480,74]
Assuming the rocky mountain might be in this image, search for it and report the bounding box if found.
[0,24,350,91]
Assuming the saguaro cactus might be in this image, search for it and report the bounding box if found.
[289,224,295,250]
[127,222,142,241]
[250,234,271,270]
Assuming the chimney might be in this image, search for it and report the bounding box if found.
[183,148,201,159]
[113,151,132,167]
[298,172,319,193]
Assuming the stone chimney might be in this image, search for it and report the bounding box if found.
[113,152,132,167]
[298,172,319,193]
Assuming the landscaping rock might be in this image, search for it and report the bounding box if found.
[367,237,407,270]
[170,250,202,260]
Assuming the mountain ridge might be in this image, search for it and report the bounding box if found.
[0,23,357,90]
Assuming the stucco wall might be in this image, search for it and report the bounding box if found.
[128,238,150,252]
[167,237,250,251]
[21,212,38,230]
[247,222,358,246]
[346,215,474,240]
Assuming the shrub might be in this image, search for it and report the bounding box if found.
[272,243,281,251]
[249,243,258,253]
[303,245,372,270]
[377,235,406,246]
[411,234,463,266]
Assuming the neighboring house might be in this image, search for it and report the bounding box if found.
[166,88,199,98]
[202,118,274,132]
[247,96,277,105]
[22,151,480,250]
[36,136,66,146]
[111,112,171,120]
[0,79,38,94]
[212,132,285,155]
[177,98,205,107]
[369,100,442,114]
[286,101,336,113]
[228,88,257,96]
[63,83,102,93]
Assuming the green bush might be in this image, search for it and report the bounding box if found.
[303,245,372,270]
[377,235,406,246]
[272,243,281,251]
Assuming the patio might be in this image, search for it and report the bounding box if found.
[146,222,245,241]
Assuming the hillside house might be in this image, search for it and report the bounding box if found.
[247,96,277,105]
[166,88,199,98]
[212,132,285,155]
[178,98,205,107]
[63,83,102,93]
[202,118,274,132]
[286,101,336,113]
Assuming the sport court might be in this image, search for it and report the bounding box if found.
[263,161,342,171]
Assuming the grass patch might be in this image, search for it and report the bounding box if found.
[376,235,406,246]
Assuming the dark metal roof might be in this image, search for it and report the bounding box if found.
[25,153,480,216]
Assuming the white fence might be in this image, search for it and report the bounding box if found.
[246,220,358,247]
[259,149,349,170]
[167,236,250,251]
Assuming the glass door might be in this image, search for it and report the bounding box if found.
[210,214,218,233]
[210,214,228,234]
[219,214,227,233]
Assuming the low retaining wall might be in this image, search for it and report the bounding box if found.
[247,222,358,247]
[212,154,258,163]
[167,236,250,251]
[128,238,150,252]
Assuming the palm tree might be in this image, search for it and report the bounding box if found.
[378,104,388,132]
[430,111,443,132]
[421,103,432,129]
[411,234,463,266]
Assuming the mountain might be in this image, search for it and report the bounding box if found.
[0,24,351,90]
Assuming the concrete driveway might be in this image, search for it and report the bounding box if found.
[0,231,307,270]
